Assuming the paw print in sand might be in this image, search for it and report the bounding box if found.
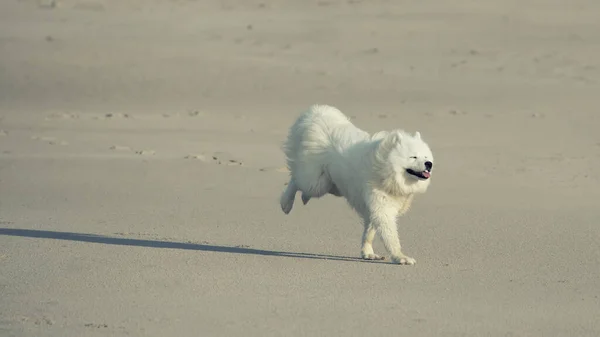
[184,152,242,166]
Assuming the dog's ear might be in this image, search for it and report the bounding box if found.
[379,130,402,150]
[376,131,402,160]
[414,131,421,140]
[388,130,403,144]
[397,130,405,142]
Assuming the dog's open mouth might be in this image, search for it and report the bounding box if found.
[406,169,431,180]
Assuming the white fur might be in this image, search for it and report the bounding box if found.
[280,104,434,265]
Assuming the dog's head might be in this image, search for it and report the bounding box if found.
[374,130,434,195]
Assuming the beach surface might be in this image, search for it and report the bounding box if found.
[1,0,599,336]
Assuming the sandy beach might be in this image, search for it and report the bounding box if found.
[1,0,599,336]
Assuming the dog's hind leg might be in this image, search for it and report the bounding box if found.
[290,171,331,208]
[328,183,342,197]
[302,181,339,205]
[296,169,333,201]
[301,193,311,205]
[280,179,298,214]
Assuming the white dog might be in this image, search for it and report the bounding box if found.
[279,104,434,265]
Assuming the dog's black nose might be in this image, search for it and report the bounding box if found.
[425,161,433,171]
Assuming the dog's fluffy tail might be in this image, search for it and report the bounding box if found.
[280,105,350,214]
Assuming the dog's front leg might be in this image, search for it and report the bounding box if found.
[361,220,385,260]
[371,210,416,266]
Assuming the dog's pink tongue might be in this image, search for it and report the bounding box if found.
[422,171,431,178]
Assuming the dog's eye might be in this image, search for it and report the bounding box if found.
[410,156,417,159]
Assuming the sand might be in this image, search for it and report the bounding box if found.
[1,0,599,336]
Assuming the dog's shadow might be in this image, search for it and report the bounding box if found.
[0,228,389,264]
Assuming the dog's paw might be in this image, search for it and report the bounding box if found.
[391,256,416,265]
[362,253,385,261]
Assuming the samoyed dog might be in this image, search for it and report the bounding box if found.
[280,104,434,265]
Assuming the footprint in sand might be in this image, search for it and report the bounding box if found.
[103,112,130,119]
[87,112,133,120]
[135,150,156,156]
[109,145,155,156]
[184,153,288,172]
[35,317,55,326]
[187,110,205,117]
[210,152,243,166]
[448,109,467,116]
[15,314,55,327]
[184,154,209,162]
[159,110,206,118]
[184,152,242,166]
[31,135,68,146]
[45,112,79,120]
[259,166,289,173]
[45,112,133,121]
[451,60,468,68]
[109,145,131,152]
